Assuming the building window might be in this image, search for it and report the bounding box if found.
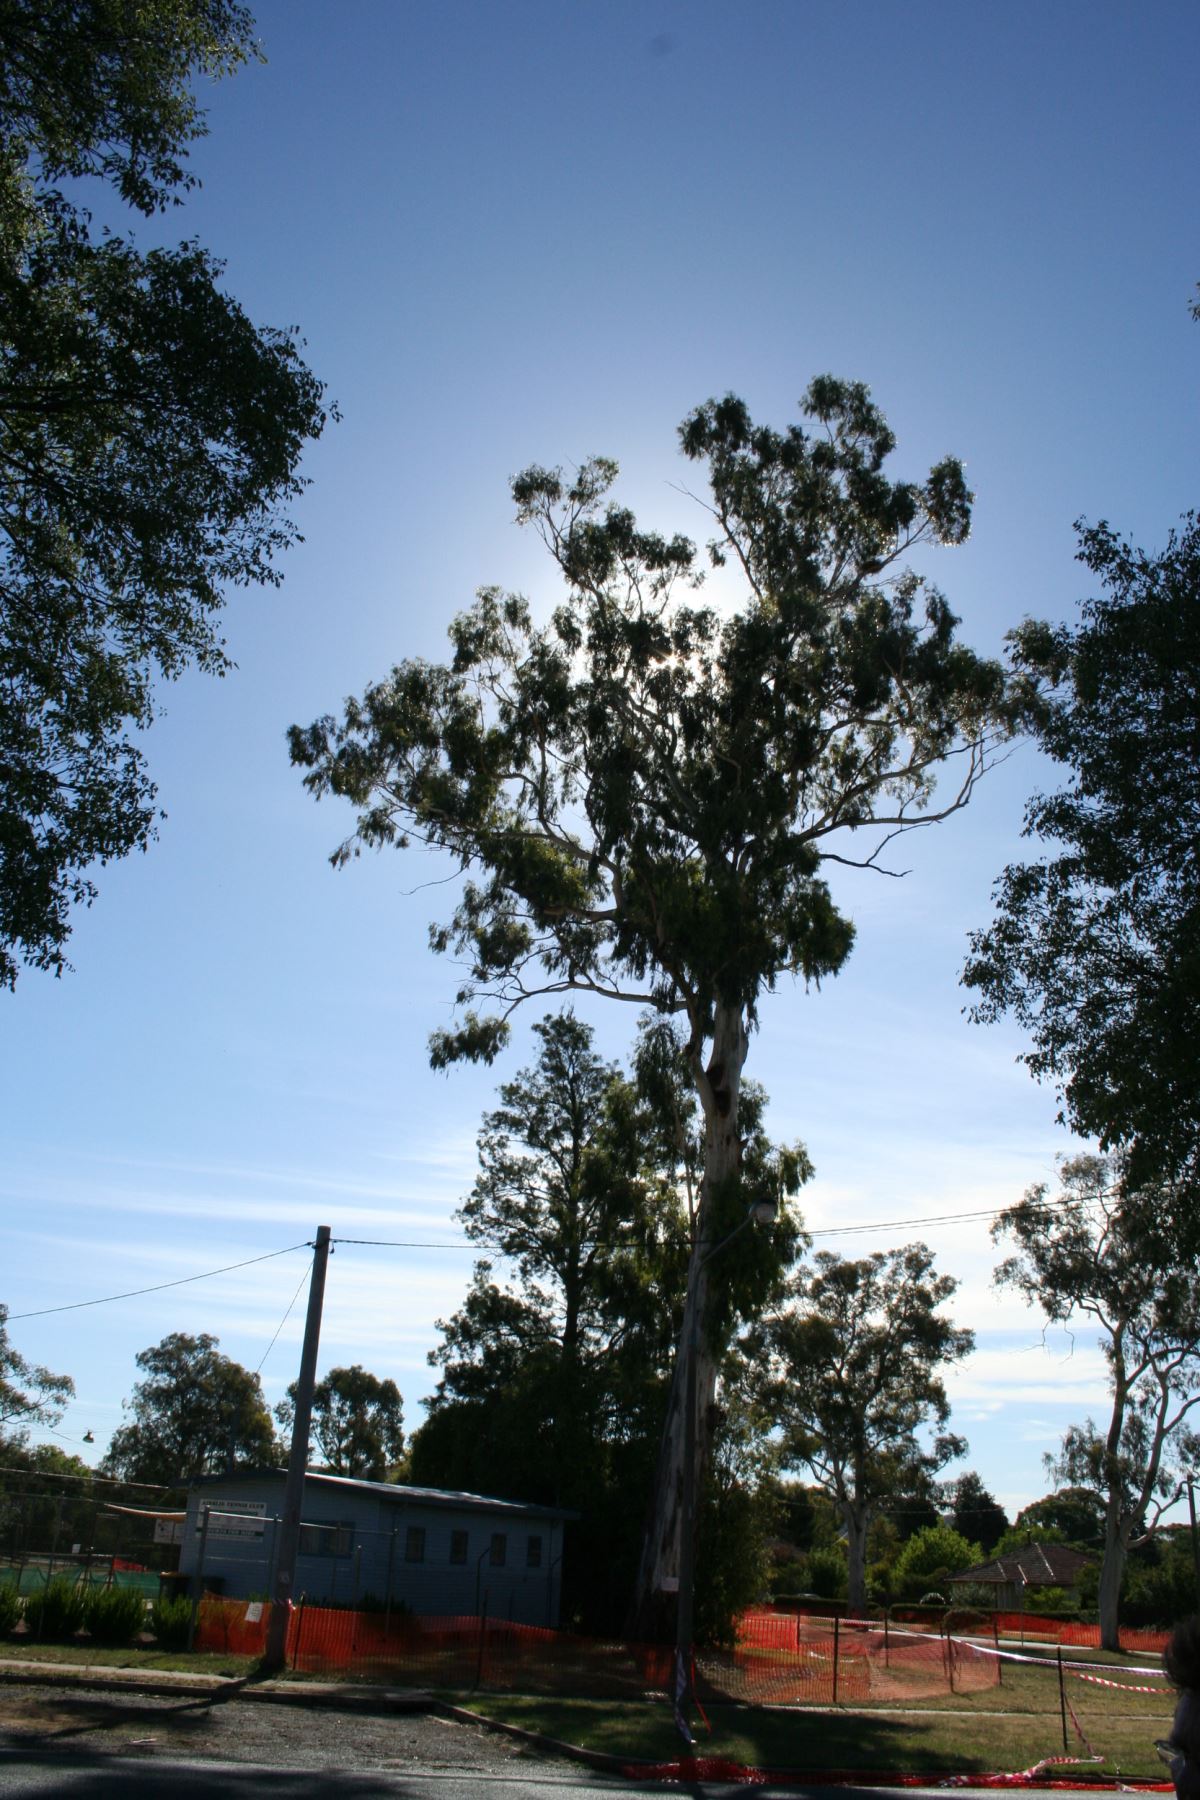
[490,1532,507,1568]
[526,1534,542,1569]
[298,1519,353,1557]
[449,1529,468,1565]
[405,1526,426,1564]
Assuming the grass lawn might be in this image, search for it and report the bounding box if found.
[450,1690,1175,1780]
[0,1640,256,1678]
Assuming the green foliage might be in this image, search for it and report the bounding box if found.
[0,1583,21,1633]
[84,1583,147,1644]
[102,1331,279,1485]
[964,512,1200,1203]
[0,1304,74,1446]
[993,1154,1200,1646]
[0,1440,101,1552]
[1121,1532,1199,1627]
[1022,1585,1077,1617]
[294,380,1015,1628]
[693,1356,783,1645]
[150,1592,192,1649]
[0,0,331,986]
[891,1525,982,1601]
[412,1014,805,1637]
[804,1545,849,1600]
[947,1472,1009,1554]
[23,1577,86,1637]
[995,1522,1068,1556]
[277,1365,404,1481]
[294,382,1011,1073]
[1008,1487,1104,1552]
[755,1244,973,1610]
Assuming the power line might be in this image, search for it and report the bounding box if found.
[6,1196,1081,1325]
[6,1242,313,1321]
[255,1258,314,1377]
[0,1462,173,1490]
[332,1195,1081,1256]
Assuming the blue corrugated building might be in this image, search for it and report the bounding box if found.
[181,1470,572,1626]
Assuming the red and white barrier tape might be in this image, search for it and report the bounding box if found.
[941,1754,1105,1787]
[1068,1668,1171,1694]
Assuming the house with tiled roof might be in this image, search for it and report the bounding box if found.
[948,1543,1094,1609]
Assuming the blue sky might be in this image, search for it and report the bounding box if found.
[3,0,1198,1522]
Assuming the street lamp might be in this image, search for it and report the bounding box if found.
[674,1194,778,1743]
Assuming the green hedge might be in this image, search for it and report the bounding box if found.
[150,1593,192,1650]
[84,1584,148,1644]
[23,1579,87,1638]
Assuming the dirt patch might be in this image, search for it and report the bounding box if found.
[0,1682,566,1774]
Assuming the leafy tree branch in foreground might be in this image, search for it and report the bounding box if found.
[0,0,332,985]
[291,378,1019,1634]
[0,1303,74,1447]
[964,510,1200,1207]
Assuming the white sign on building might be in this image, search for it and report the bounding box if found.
[199,1498,267,1541]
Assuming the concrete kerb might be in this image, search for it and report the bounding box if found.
[0,1657,432,1713]
[438,1698,635,1775]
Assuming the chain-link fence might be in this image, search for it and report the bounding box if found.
[0,1489,180,1601]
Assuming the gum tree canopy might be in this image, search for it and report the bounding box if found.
[964,515,1200,1206]
[290,378,1013,1632]
[0,0,331,986]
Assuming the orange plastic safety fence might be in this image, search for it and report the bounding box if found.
[991,1614,1170,1652]
[192,1599,1000,1703]
[194,1594,271,1656]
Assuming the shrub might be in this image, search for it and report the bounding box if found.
[84,1584,148,1644]
[150,1593,192,1650]
[805,1545,849,1600]
[0,1584,21,1634]
[1023,1584,1075,1616]
[23,1578,87,1638]
[892,1525,982,1600]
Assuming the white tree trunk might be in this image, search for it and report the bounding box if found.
[628,1003,748,1639]
[844,1501,870,1616]
[1098,1508,1127,1651]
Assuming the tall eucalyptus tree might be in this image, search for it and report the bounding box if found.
[291,377,1015,1630]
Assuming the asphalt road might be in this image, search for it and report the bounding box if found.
[0,1753,1117,1798]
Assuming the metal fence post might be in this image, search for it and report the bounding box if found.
[266,1515,282,1600]
[548,1552,562,1629]
[474,1592,489,1691]
[292,1593,306,1670]
[832,1616,840,1705]
[187,1505,210,1652]
[1057,1646,1068,1753]
[384,1527,397,1636]
[46,1497,64,1587]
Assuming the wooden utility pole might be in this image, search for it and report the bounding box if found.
[263,1225,331,1670]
